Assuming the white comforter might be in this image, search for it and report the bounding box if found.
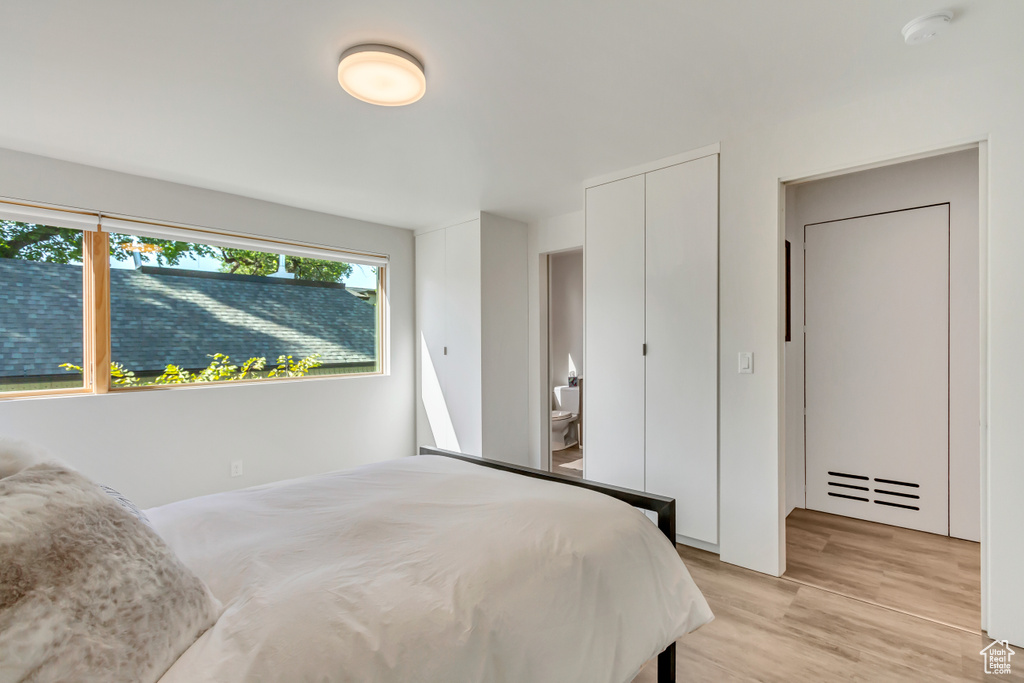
[148,455,712,683]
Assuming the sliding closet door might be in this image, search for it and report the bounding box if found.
[645,155,719,543]
[585,176,646,491]
[805,205,949,535]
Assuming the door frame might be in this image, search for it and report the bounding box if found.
[540,247,585,474]
[778,139,990,629]
[539,251,551,472]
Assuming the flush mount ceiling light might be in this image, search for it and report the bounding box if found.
[902,11,953,45]
[337,44,426,106]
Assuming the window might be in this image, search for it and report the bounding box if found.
[102,230,381,387]
[0,202,387,397]
[0,205,101,395]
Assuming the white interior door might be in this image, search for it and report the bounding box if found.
[805,205,949,535]
[585,175,646,491]
[444,220,483,456]
[645,155,719,543]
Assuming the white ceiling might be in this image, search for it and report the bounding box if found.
[0,1,1018,230]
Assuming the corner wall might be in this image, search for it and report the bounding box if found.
[0,147,415,508]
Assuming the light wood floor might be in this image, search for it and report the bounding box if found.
[551,445,582,479]
[632,545,1021,682]
[784,507,981,633]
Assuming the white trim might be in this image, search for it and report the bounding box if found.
[780,137,986,185]
[100,215,389,267]
[412,225,446,237]
[541,253,552,472]
[414,217,480,237]
[0,199,99,232]
[978,139,989,633]
[584,142,721,189]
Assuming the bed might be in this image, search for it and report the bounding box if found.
[146,448,713,683]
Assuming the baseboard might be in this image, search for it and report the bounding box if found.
[676,534,719,554]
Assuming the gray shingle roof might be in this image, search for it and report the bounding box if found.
[0,259,376,378]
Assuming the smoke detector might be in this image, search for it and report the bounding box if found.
[902,11,953,45]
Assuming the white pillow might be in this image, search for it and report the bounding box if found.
[0,463,221,683]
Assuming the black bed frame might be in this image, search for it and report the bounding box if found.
[419,446,677,683]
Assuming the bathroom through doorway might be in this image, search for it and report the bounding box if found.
[547,249,583,478]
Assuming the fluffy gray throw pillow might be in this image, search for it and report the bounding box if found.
[0,464,221,683]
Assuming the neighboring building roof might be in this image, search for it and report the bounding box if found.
[0,259,376,378]
[0,259,82,379]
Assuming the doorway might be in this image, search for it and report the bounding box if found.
[781,146,984,631]
[547,249,584,478]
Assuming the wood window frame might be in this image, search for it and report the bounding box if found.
[1,210,388,400]
[84,230,111,394]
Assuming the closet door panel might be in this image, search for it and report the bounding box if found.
[644,155,719,543]
[585,176,646,491]
[444,220,483,456]
[805,206,949,535]
[415,229,451,450]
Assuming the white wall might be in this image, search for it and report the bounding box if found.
[526,211,584,469]
[548,250,583,398]
[783,149,979,542]
[0,147,415,508]
[716,58,1024,644]
[480,212,530,465]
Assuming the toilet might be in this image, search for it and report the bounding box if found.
[551,385,579,451]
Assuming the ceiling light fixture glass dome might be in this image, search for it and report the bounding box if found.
[337,44,426,106]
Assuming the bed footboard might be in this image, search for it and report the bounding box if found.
[417,446,677,683]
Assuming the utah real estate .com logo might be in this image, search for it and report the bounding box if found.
[980,640,1015,675]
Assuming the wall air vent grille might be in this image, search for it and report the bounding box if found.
[874,477,919,488]
[828,491,869,502]
[824,472,923,512]
[827,471,871,503]
[871,476,921,510]
[829,482,869,492]
[874,499,921,510]
[828,471,869,480]
[874,488,920,499]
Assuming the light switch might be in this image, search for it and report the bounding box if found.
[738,352,753,374]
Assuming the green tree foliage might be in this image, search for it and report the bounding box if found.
[60,353,323,387]
[2,222,354,284]
[1,222,84,263]
[219,250,352,282]
[108,232,219,267]
[0,221,218,266]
